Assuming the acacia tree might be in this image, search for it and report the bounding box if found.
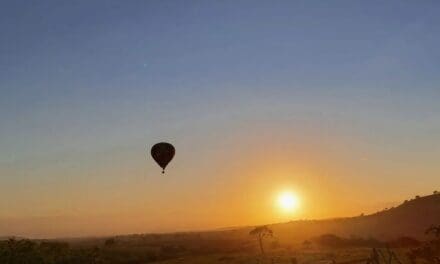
[249,225,273,255]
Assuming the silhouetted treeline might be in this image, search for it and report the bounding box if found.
[0,238,166,264]
[0,236,251,264]
[0,239,100,264]
[311,234,383,248]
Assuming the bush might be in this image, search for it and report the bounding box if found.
[312,234,383,248]
[387,236,421,248]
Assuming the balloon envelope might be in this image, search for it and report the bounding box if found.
[150,142,175,173]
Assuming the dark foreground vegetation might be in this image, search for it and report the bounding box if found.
[0,224,438,264]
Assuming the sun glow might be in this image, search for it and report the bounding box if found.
[277,191,300,212]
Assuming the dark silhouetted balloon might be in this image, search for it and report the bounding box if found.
[150,142,175,173]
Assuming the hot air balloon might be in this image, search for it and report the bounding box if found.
[150,142,175,173]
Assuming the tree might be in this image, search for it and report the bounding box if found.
[302,240,312,249]
[249,225,273,255]
[408,225,440,263]
[312,234,345,248]
[425,225,440,238]
[104,238,116,247]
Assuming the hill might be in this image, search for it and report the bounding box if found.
[259,193,440,242]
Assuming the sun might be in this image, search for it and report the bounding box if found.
[277,191,300,212]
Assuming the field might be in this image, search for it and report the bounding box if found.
[1,229,438,264]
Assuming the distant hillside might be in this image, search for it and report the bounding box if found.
[260,193,440,242]
[130,194,440,244]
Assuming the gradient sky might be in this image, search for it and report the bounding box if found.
[1,1,440,238]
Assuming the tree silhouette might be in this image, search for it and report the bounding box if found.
[408,225,440,263]
[249,225,273,255]
[425,225,440,238]
[302,240,312,249]
[104,238,116,247]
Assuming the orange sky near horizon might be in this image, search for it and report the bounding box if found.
[1,127,436,238]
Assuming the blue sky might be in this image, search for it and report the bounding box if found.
[1,1,440,237]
